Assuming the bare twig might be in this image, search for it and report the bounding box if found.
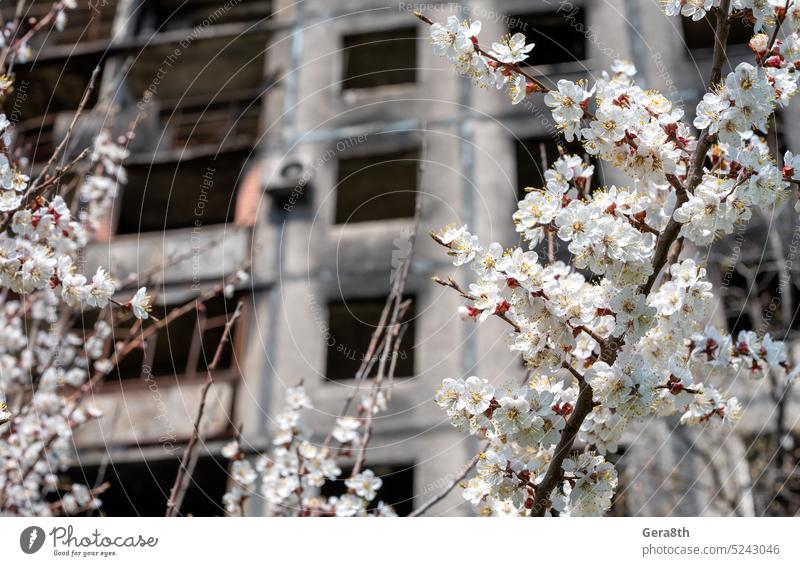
[349,149,424,473]
[351,311,410,476]
[32,66,101,190]
[322,136,426,453]
[409,443,489,517]
[165,301,244,517]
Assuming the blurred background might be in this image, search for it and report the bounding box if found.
[6,0,800,516]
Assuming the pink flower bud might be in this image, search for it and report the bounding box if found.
[749,33,769,56]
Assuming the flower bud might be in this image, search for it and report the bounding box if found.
[494,300,510,315]
[749,33,769,56]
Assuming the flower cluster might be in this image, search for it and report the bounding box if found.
[677,62,796,245]
[0,294,114,515]
[552,453,618,516]
[554,187,657,285]
[425,2,799,516]
[0,19,156,512]
[666,1,788,31]
[427,14,540,104]
[543,79,593,143]
[580,64,688,187]
[664,0,720,21]
[79,130,130,232]
[2,1,78,63]
[222,385,397,517]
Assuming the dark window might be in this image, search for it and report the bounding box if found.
[682,15,752,51]
[718,252,800,335]
[128,33,268,102]
[508,10,587,66]
[322,463,415,516]
[342,27,417,90]
[719,266,756,335]
[128,28,266,153]
[746,433,800,516]
[160,96,262,149]
[10,55,104,117]
[326,297,415,381]
[335,148,418,224]
[11,115,57,165]
[715,184,800,336]
[116,150,248,234]
[66,456,229,516]
[515,136,598,199]
[108,293,243,381]
[7,51,105,163]
[136,0,272,34]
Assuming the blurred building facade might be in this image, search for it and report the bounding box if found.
[7,0,800,516]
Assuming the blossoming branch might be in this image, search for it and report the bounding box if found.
[420,0,800,517]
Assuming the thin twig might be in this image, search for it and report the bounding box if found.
[322,135,426,453]
[165,301,244,517]
[32,66,100,189]
[350,168,423,472]
[409,443,489,517]
[432,276,521,332]
[351,311,410,476]
[538,142,556,263]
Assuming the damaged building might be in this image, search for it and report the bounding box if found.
[6,0,800,516]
